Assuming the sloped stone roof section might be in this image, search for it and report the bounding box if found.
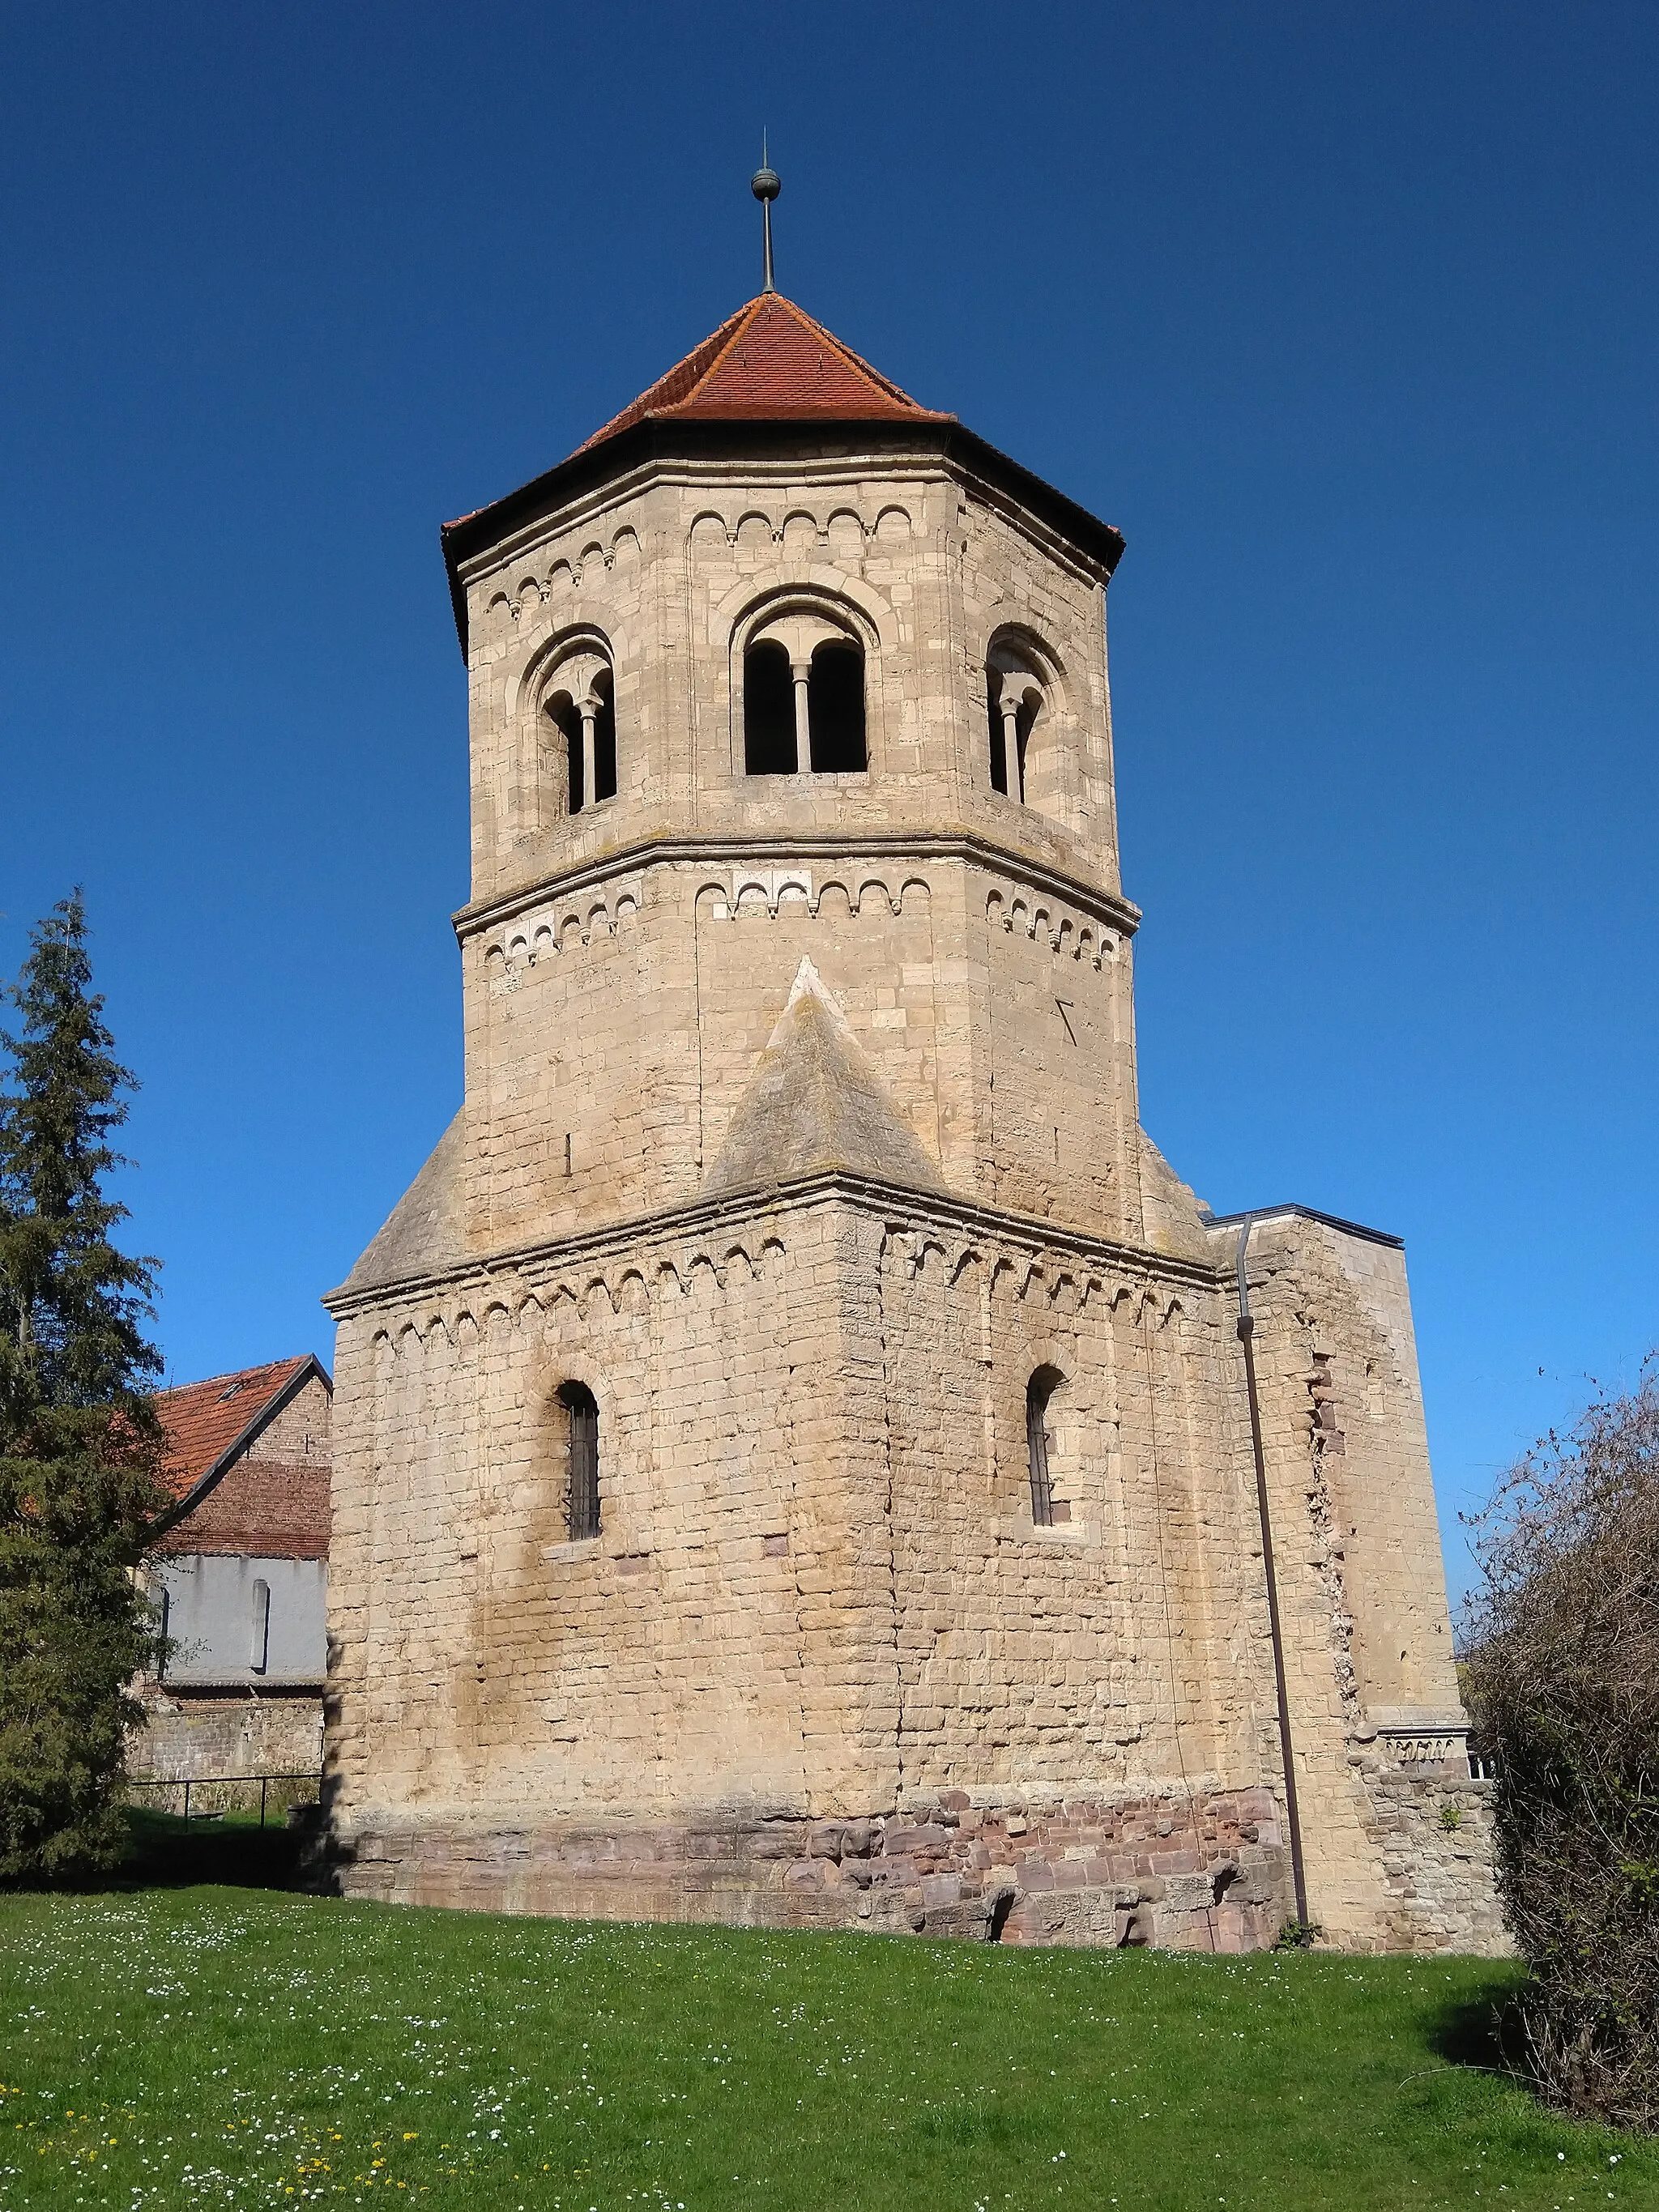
[1137,1127,1219,1265]
[704,960,945,1200]
[574,292,954,457]
[342,1109,468,1294]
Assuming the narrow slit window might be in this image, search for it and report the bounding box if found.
[561,1381,600,1541]
[249,1577,271,1673]
[1026,1370,1061,1527]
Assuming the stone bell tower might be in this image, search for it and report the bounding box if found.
[322,277,1500,1953]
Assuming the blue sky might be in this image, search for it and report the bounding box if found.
[3,3,1654,1597]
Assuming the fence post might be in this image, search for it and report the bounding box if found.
[182,1779,190,1825]
[259,1776,268,1829]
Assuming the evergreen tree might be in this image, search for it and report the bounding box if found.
[0,893,168,1881]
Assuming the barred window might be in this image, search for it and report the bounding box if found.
[1026,1367,1064,1527]
[560,1381,600,1541]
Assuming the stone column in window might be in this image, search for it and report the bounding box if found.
[790,660,812,769]
[578,691,599,814]
[1000,693,1026,803]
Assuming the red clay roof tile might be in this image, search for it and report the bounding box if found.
[154,1356,316,1502]
[574,292,953,456]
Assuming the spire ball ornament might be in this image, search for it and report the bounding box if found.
[752,138,780,292]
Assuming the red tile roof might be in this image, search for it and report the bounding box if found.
[574,292,954,456]
[154,1356,317,1503]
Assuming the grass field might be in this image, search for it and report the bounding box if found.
[2,1828,1653,2212]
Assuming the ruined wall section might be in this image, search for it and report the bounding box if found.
[1223,1211,1486,1950]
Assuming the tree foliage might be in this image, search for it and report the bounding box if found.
[0,893,168,1882]
[1461,1360,1659,2133]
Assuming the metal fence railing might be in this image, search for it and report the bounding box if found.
[126,1770,323,1827]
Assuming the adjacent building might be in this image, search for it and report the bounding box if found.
[135,1354,332,1784]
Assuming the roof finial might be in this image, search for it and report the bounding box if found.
[750,133,780,294]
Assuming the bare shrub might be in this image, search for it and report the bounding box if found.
[1461,1358,1659,2133]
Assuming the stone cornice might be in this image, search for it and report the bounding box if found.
[441,419,1124,654]
[452,829,1142,944]
[322,1167,1221,1322]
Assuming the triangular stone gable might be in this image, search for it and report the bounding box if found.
[576,293,953,457]
[343,1108,468,1294]
[702,960,944,1199]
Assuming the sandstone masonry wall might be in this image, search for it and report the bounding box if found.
[326,416,1499,1953]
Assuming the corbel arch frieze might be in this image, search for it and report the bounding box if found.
[984,881,1124,974]
[364,1225,793,1352]
[479,517,648,633]
[687,503,894,563]
[693,866,932,923]
[492,878,643,972]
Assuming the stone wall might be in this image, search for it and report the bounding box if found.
[326,1181,1500,1952]
[326,411,1501,1953]
[446,442,1141,1264]
[459,459,1121,914]
[1360,1770,1511,1955]
[133,1687,322,1783]
[332,1785,1288,1950]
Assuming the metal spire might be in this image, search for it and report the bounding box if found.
[750,133,780,293]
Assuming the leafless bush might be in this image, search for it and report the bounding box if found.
[1461,1358,1659,2133]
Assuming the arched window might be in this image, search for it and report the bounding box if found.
[539,641,616,816]
[249,1577,271,1673]
[559,1381,600,1541]
[987,654,1046,802]
[741,607,868,776]
[1026,1367,1066,1527]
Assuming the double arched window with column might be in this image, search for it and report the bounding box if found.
[538,635,616,817]
[741,603,868,775]
[986,640,1049,803]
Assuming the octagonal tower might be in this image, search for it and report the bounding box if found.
[322,292,1499,1954]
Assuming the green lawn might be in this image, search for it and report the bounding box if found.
[2,1839,1653,2212]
